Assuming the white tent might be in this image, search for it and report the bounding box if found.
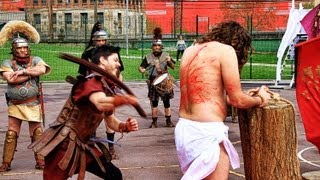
[275,0,310,86]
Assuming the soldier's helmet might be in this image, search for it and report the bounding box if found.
[92,30,108,41]
[152,39,162,46]
[12,35,29,48]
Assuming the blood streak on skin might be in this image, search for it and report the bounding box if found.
[181,58,217,104]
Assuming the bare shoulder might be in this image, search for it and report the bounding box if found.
[205,41,234,53]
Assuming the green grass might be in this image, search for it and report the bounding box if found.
[0,42,288,82]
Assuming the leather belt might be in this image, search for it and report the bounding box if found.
[10,96,38,105]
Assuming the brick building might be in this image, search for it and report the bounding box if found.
[24,0,145,41]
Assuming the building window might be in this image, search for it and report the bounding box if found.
[33,0,38,4]
[34,14,41,24]
[83,0,87,4]
[58,0,62,4]
[97,13,104,24]
[81,13,88,26]
[41,0,46,5]
[65,13,72,24]
[117,13,122,34]
[74,0,79,3]
[53,13,57,24]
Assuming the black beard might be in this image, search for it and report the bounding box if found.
[153,51,162,57]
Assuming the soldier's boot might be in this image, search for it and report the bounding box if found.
[165,116,175,127]
[0,130,18,172]
[149,117,158,128]
[107,132,119,160]
[31,127,45,170]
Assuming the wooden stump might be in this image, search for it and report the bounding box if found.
[238,98,301,180]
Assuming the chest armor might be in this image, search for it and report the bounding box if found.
[56,97,104,143]
[7,58,39,101]
[146,52,169,77]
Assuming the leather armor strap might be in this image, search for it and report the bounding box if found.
[28,123,64,152]
[38,126,71,156]
[85,143,106,173]
[96,142,112,162]
[78,150,86,180]
[58,136,76,170]
[68,145,80,177]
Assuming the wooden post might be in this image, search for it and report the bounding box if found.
[238,98,301,180]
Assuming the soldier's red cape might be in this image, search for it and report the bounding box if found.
[296,36,320,151]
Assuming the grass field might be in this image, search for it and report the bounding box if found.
[0,41,293,82]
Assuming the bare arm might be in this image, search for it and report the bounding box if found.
[89,92,138,112]
[25,64,47,77]
[166,57,175,70]
[221,46,271,108]
[89,92,139,132]
[2,64,47,84]
[2,71,30,84]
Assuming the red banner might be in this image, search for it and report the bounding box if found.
[296,36,320,151]
[300,4,319,39]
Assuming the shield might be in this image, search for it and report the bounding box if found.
[296,36,320,151]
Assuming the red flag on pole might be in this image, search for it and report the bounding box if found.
[296,36,320,151]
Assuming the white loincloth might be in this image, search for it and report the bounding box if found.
[174,118,240,180]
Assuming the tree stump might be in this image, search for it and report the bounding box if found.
[238,98,301,180]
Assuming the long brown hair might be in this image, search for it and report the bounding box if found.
[198,21,253,70]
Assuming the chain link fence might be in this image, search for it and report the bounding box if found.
[0,18,287,83]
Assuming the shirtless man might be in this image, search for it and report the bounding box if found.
[175,21,272,180]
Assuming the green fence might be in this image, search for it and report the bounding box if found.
[0,37,283,82]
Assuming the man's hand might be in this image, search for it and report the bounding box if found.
[126,117,139,132]
[119,117,139,132]
[8,70,24,80]
[255,85,273,107]
[247,85,274,107]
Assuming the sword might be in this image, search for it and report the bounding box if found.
[38,82,45,127]
[90,137,121,147]
[58,53,147,118]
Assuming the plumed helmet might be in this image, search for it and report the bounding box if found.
[92,30,108,40]
[152,27,162,46]
[0,20,40,47]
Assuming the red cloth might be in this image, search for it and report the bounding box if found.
[300,4,319,39]
[296,36,320,150]
[73,77,104,102]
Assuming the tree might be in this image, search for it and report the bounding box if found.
[220,1,278,32]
